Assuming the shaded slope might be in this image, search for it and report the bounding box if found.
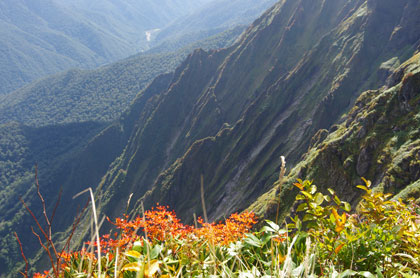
[0,71,176,276]
[0,121,105,273]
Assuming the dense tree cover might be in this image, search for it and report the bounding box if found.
[0,121,106,274]
[0,27,244,127]
[0,0,212,95]
[154,0,277,44]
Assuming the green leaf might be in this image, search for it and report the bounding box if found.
[358,271,377,278]
[301,190,313,200]
[122,262,145,275]
[296,195,306,200]
[132,241,142,253]
[150,244,162,260]
[303,214,316,222]
[328,188,336,195]
[265,219,280,231]
[339,269,358,277]
[244,234,262,248]
[343,201,351,212]
[310,184,317,194]
[309,202,318,210]
[296,218,302,231]
[334,195,341,205]
[314,192,324,205]
[297,203,308,212]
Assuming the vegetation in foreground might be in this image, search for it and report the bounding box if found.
[19,178,419,278]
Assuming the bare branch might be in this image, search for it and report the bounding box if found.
[31,227,57,277]
[33,166,60,262]
[50,188,62,225]
[35,166,52,239]
[14,232,28,278]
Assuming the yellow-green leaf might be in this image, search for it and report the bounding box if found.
[296,203,308,212]
[342,201,351,212]
[125,250,142,260]
[144,260,161,277]
[122,262,144,273]
[314,192,324,205]
[361,177,371,188]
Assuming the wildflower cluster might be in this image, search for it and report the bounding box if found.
[33,206,257,278]
[28,179,420,277]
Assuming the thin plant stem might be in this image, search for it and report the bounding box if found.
[73,188,101,278]
[276,156,286,224]
[200,174,208,223]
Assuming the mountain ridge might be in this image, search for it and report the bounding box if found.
[93,0,420,224]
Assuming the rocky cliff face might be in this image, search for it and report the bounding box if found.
[92,0,420,223]
[251,52,420,220]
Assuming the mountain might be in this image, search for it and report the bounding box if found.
[0,26,243,276]
[251,51,420,221]
[3,0,420,276]
[152,0,277,45]
[0,0,211,95]
[91,0,420,226]
[0,27,244,126]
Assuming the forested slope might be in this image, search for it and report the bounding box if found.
[0,0,211,95]
[0,27,244,126]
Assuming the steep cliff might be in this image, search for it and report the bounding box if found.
[251,52,420,221]
[93,0,420,224]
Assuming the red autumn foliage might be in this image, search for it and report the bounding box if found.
[32,205,257,278]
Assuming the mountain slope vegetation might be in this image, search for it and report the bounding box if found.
[153,0,277,45]
[0,0,211,95]
[92,0,420,225]
[0,27,243,126]
[251,51,420,220]
[0,28,243,275]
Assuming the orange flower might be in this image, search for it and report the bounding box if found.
[332,208,346,233]
[33,205,257,277]
[294,182,304,190]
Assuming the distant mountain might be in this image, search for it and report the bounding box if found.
[0,0,211,95]
[0,26,244,126]
[153,0,277,45]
